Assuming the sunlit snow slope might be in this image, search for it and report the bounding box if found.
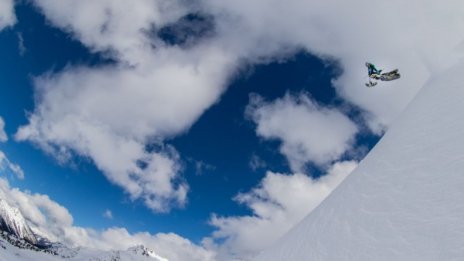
[0,199,37,245]
[254,63,464,261]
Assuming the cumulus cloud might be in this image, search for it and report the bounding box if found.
[0,0,16,30]
[0,117,7,142]
[17,110,189,212]
[207,161,358,260]
[0,177,216,261]
[0,151,25,179]
[32,0,189,64]
[247,93,358,171]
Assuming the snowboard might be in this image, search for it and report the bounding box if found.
[370,69,400,81]
[379,72,400,81]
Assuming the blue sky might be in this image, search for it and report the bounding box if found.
[1,1,461,261]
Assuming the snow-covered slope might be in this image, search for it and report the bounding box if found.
[63,245,169,261]
[253,62,464,261]
[0,236,59,261]
[0,199,37,245]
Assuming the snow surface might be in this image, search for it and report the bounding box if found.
[0,238,58,261]
[253,62,464,261]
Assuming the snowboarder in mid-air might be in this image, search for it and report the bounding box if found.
[365,62,400,87]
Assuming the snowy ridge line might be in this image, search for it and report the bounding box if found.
[0,199,38,245]
[0,198,169,260]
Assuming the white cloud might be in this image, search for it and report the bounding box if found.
[16,111,190,212]
[0,117,8,142]
[247,93,358,171]
[0,0,16,30]
[0,151,25,179]
[0,177,216,261]
[32,0,189,65]
[0,117,7,142]
[103,209,113,220]
[207,161,358,260]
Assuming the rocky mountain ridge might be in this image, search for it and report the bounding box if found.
[0,198,168,261]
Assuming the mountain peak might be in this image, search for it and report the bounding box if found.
[0,198,38,245]
[0,198,170,260]
[127,245,169,261]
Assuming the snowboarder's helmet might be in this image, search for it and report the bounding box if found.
[365,62,370,67]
